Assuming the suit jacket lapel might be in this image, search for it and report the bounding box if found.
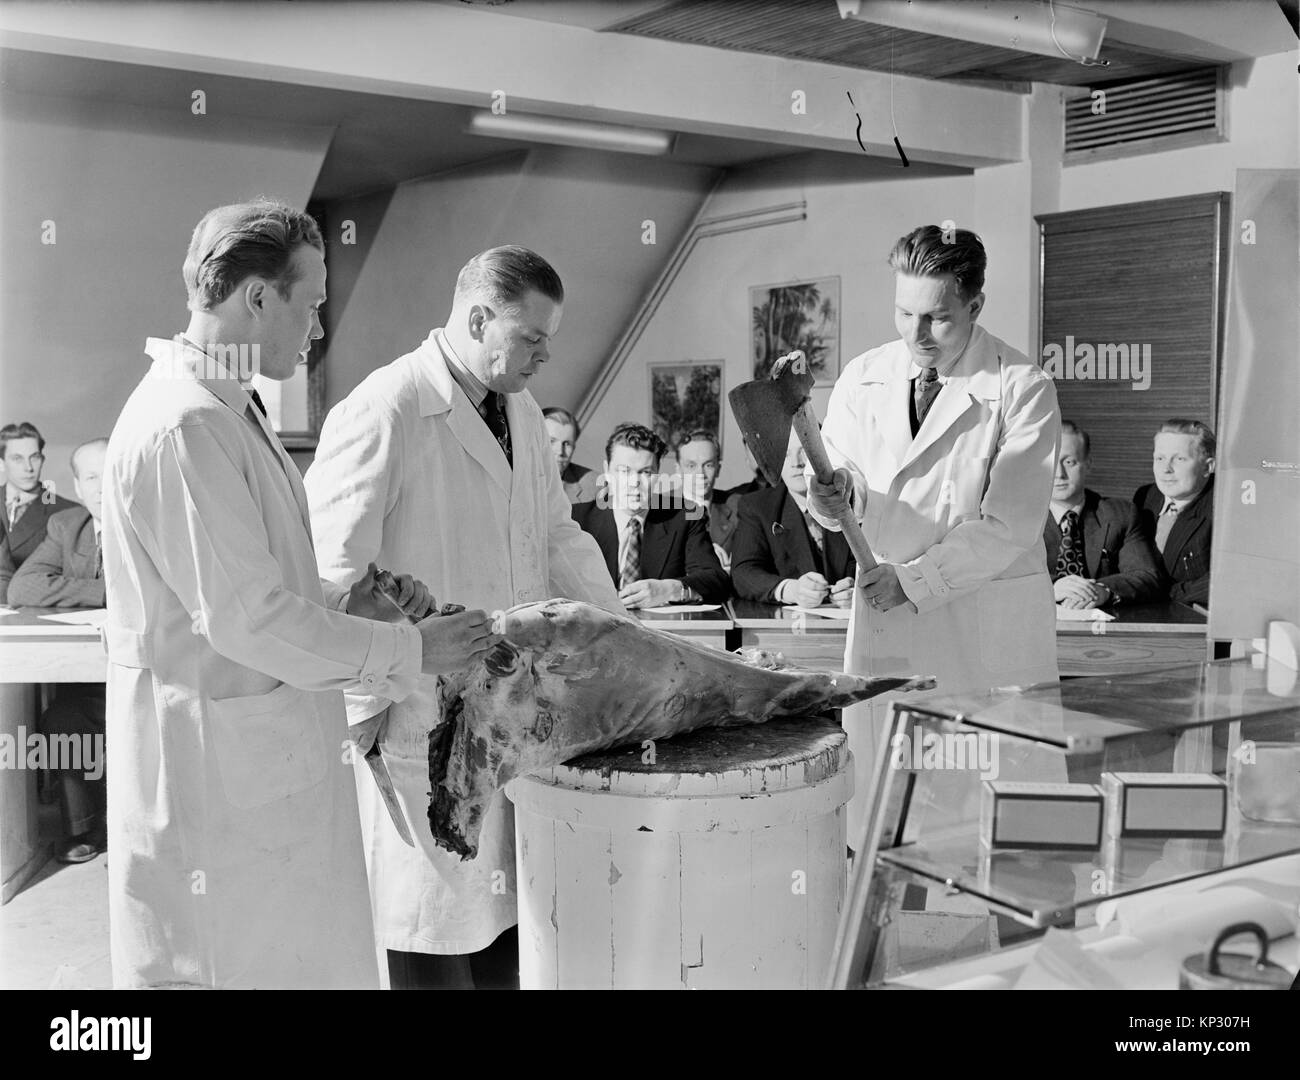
[8,495,47,550]
[1083,491,1110,578]
[427,334,513,497]
[1164,482,1211,567]
[643,510,674,580]
[1044,513,1062,571]
[779,489,817,574]
[587,506,619,581]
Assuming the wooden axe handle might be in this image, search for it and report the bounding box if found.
[791,402,879,573]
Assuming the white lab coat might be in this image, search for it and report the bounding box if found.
[305,330,622,955]
[810,325,1062,842]
[102,338,422,989]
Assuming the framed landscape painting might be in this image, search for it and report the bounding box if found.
[751,276,841,386]
[650,361,723,455]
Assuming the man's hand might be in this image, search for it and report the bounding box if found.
[808,467,855,523]
[859,564,912,614]
[1054,574,1106,609]
[416,609,502,675]
[786,571,829,608]
[619,578,681,609]
[829,576,855,609]
[347,562,434,623]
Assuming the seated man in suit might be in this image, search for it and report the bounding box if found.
[543,406,600,503]
[676,429,744,570]
[1045,420,1164,609]
[1133,419,1216,607]
[572,422,729,608]
[9,438,109,863]
[0,420,79,603]
[732,428,856,607]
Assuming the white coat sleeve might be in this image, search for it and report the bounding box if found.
[896,371,1060,613]
[126,421,421,697]
[538,427,625,615]
[304,393,404,723]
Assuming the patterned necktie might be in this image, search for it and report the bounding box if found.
[1155,501,1179,553]
[249,387,268,418]
[803,512,825,556]
[1055,510,1085,579]
[620,516,642,589]
[912,367,941,436]
[480,391,513,468]
[94,533,103,579]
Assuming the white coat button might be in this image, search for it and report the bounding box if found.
[362,674,376,687]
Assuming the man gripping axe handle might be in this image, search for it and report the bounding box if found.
[728,349,878,576]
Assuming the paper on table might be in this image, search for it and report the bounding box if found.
[1054,606,1115,622]
[39,609,109,627]
[636,604,722,614]
[791,606,853,621]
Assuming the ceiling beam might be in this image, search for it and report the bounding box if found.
[0,0,1025,168]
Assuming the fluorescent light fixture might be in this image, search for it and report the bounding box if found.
[837,0,1108,63]
[466,111,675,156]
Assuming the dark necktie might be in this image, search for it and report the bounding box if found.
[803,511,825,556]
[620,516,642,589]
[94,534,103,579]
[480,391,513,468]
[1055,510,1085,579]
[911,367,941,436]
[249,387,268,418]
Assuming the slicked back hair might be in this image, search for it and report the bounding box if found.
[543,406,580,440]
[0,420,44,457]
[183,200,324,311]
[1060,419,1091,458]
[70,438,110,478]
[1159,418,1216,461]
[888,225,986,302]
[605,422,667,468]
[454,245,564,311]
[679,429,722,462]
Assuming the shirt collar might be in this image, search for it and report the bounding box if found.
[613,506,648,534]
[436,330,489,410]
[1051,495,1086,523]
[5,483,40,509]
[145,335,259,418]
[908,332,971,381]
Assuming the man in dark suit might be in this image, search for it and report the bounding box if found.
[732,429,856,606]
[0,420,79,603]
[1044,420,1164,609]
[9,439,109,863]
[572,422,729,607]
[1134,419,1216,607]
[543,406,600,503]
[676,429,745,569]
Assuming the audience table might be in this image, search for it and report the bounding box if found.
[0,607,106,903]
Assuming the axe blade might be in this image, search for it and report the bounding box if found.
[728,356,816,487]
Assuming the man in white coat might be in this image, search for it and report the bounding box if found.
[809,225,1061,845]
[102,201,501,989]
[306,245,623,989]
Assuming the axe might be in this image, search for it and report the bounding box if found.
[729,352,878,574]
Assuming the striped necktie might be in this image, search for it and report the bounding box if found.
[620,516,642,589]
[912,367,941,436]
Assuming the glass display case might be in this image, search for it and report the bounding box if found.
[830,658,1300,989]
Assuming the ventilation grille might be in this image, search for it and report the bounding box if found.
[1065,67,1223,162]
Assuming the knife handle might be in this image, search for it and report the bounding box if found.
[791,402,879,573]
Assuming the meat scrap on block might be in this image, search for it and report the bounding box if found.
[429,598,933,858]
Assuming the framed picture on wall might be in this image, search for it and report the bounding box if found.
[650,361,723,456]
[750,276,841,386]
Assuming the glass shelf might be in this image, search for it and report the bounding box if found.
[879,813,1300,929]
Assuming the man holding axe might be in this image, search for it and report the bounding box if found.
[732,226,1060,845]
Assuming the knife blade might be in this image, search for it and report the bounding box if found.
[363,739,415,846]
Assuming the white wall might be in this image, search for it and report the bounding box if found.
[0,90,331,497]
[1059,51,1299,211]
